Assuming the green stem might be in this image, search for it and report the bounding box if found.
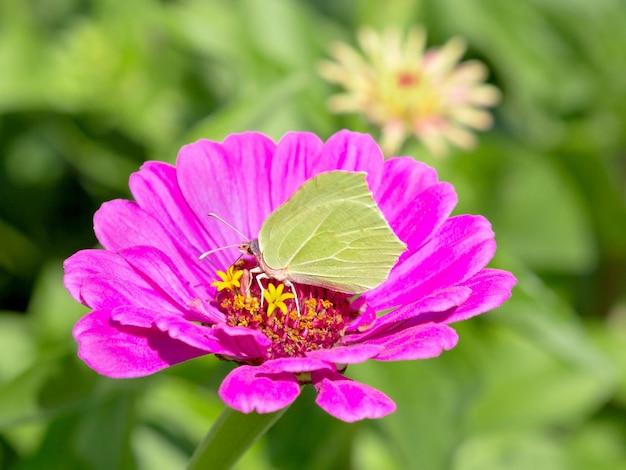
[187,407,288,470]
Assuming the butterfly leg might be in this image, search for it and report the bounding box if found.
[284,279,300,316]
[250,268,300,316]
[240,268,252,298]
[250,268,267,308]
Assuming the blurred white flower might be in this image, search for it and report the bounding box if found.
[319,26,500,157]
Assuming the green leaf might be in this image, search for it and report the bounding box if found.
[494,148,596,273]
[353,353,478,470]
[15,381,140,470]
[0,313,36,384]
[0,355,96,430]
[26,261,90,346]
[453,431,566,470]
[181,72,310,143]
[465,264,617,432]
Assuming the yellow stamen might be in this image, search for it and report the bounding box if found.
[211,265,244,291]
[263,283,295,316]
[232,294,245,310]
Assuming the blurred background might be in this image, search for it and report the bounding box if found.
[1,0,625,468]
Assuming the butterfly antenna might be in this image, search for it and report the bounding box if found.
[199,214,250,261]
[207,213,249,240]
[198,243,242,261]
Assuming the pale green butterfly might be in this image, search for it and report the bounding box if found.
[202,170,406,314]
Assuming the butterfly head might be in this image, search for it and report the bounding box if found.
[239,239,260,258]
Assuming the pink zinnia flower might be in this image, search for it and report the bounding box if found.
[64,130,516,422]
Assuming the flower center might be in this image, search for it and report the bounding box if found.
[211,259,359,361]
[396,70,419,88]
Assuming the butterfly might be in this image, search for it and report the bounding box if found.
[202,170,406,314]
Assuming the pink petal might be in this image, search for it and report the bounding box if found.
[379,182,457,254]
[219,365,300,414]
[221,133,276,234]
[94,199,176,253]
[374,156,457,254]
[94,199,209,292]
[312,369,396,422]
[344,302,377,333]
[260,357,335,374]
[119,246,203,313]
[313,130,385,192]
[444,268,517,323]
[368,214,496,311]
[152,314,232,355]
[117,246,226,325]
[64,249,150,304]
[73,309,209,378]
[110,307,263,361]
[382,157,440,193]
[211,324,274,361]
[110,304,201,337]
[305,344,383,364]
[176,134,275,260]
[345,287,471,344]
[376,286,471,326]
[78,275,177,313]
[187,297,226,325]
[129,161,217,271]
[269,132,325,208]
[111,305,158,327]
[363,322,459,361]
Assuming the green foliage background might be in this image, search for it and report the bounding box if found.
[1,0,625,468]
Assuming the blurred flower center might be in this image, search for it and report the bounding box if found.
[389,70,443,122]
[212,260,359,361]
[396,71,419,88]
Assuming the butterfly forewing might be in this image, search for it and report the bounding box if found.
[257,171,406,293]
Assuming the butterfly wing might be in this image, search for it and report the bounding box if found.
[257,171,406,293]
